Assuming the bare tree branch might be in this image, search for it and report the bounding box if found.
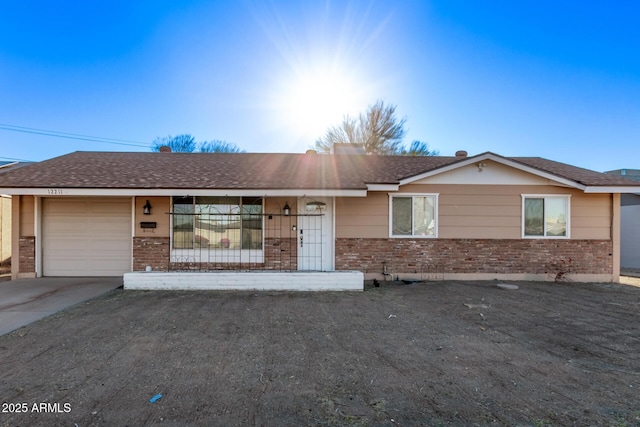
[151,134,197,152]
[399,140,439,156]
[199,140,244,153]
[151,135,244,153]
[313,100,435,156]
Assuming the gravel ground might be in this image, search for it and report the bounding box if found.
[1,279,639,426]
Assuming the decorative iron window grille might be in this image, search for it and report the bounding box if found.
[169,196,325,272]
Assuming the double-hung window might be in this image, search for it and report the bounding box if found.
[390,194,438,237]
[172,196,263,249]
[522,195,570,238]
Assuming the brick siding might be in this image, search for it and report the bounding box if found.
[19,236,35,273]
[135,237,297,272]
[133,237,170,272]
[264,237,297,270]
[335,238,613,276]
[169,238,298,271]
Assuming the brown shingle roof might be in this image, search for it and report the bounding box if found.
[510,156,640,187]
[0,152,368,189]
[0,151,638,190]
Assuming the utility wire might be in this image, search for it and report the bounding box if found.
[0,123,151,148]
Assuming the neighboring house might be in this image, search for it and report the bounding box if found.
[0,194,10,272]
[0,161,22,274]
[605,169,640,270]
[1,150,639,283]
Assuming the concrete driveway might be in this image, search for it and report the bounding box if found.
[0,277,122,336]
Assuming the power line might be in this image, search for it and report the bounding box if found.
[0,123,151,148]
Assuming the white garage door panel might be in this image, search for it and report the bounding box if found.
[621,205,640,269]
[43,198,132,276]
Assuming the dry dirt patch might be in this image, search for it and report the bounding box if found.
[1,280,639,426]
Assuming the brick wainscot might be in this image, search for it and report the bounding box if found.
[335,238,613,280]
[19,236,36,274]
[133,237,298,271]
[133,237,170,272]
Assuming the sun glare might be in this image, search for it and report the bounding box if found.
[280,68,365,140]
[249,1,392,149]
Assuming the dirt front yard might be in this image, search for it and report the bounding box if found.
[1,279,639,426]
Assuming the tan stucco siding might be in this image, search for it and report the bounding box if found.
[135,197,170,237]
[335,184,612,240]
[439,199,520,239]
[336,193,388,238]
[264,197,296,238]
[571,193,611,239]
[19,195,35,236]
[11,196,36,279]
[1,195,11,264]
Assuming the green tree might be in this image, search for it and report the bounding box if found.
[313,100,437,156]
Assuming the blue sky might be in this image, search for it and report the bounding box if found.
[1,1,638,171]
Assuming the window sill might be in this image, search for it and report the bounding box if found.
[390,235,437,239]
[522,236,570,239]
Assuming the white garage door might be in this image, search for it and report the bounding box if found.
[621,204,640,269]
[43,198,132,276]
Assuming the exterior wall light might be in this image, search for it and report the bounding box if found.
[143,200,152,215]
[283,202,290,216]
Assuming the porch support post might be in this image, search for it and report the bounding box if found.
[612,193,621,282]
[11,195,19,280]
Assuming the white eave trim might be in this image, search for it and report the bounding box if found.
[0,161,18,169]
[0,188,368,197]
[366,183,399,192]
[397,153,586,190]
[583,186,640,193]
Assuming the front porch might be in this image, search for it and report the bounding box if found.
[133,196,336,274]
[123,270,364,291]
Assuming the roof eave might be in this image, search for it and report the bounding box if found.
[0,161,18,169]
[583,186,640,194]
[366,183,399,191]
[0,187,369,197]
[398,152,587,190]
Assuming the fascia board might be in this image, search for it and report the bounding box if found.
[366,184,399,191]
[0,162,18,169]
[583,186,640,194]
[0,188,368,197]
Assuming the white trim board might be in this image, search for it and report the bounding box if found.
[124,271,364,291]
[0,188,368,197]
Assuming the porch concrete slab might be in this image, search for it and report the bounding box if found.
[621,268,640,278]
[124,271,364,291]
[0,277,122,336]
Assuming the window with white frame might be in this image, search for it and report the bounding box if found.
[390,194,438,237]
[172,196,263,249]
[522,195,570,238]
